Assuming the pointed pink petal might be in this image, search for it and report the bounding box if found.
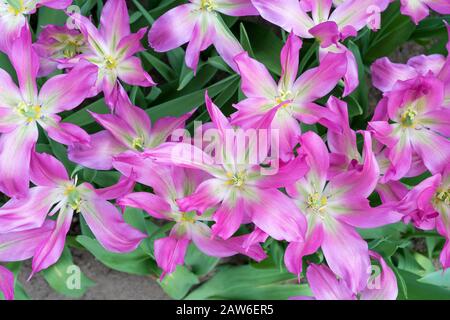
[0,125,38,197]
[0,69,22,109]
[71,13,107,56]
[94,175,135,200]
[205,91,232,137]
[116,27,147,60]
[117,56,156,87]
[370,57,417,92]
[308,0,333,22]
[0,186,60,233]
[244,187,306,242]
[177,178,228,214]
[31,208,73,275]
[329,197,402,228]
[214,0,259,15]
[306,263,354,300]
[292,52,347,102]
[284,222,324,277]
[252,154,308,189]
[309,21,340,48]
[427,0,450,14]
[328,131,380,198]
[412,129,450,175]
[117,192,171,219]
[279,32,302,91]
[191,222,266,261]
[149,113,192,147]
[44,118,90,146]
[252,0,314,38]
[299,131,329,191]
[211,15,244,72]
[30,151,69,187]
[360,251,398,300]
[211,195,245,239]
[38,0,72,9]
[100,0,130,49]
[400,0,429,24]
[234,51,278,99]
[39,62,98,113]
[419,108,450,137]
[9,25,39,101]
[68,131,127,170]
[143,142,223,177]
[80,192,146,253]
[185,13,215,71]
[148,4,198,52]
[322,218,371,293]
[155,235,190,279]
[0,266,14,300]
[407,54,446,76]
[0,220,55,261]
[330,0,391,31]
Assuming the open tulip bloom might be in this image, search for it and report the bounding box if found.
[0,26,97,197]
[232,32,347,161]
[369,75,450,182]
[0,151,146,277]
[251,0,391,95]
[71,0,155,106]
[293,251,398,300]
[399,0,450,24]
[135,92,309,242]
[0,0,72,52]
[68,86,191,171]
[118,165,267,279]
[284,131,401,292]
[148,0,258,72]
[1,0,450,301]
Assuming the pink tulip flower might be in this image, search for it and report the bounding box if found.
[251,0,391,95]
[118,165,267,279]
[292,251,397,300]
[0,152,146,276]
[126,92,309,242]
[148,0,259,72]
[0,0,72,53]
[71,0,155,106]
[232,33,347,161]
[0,26,97,197]
[284,131,401,292]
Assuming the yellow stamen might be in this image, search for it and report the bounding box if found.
[7,0,24,15]
[436,189,450,205]
[307,192,328,214]
[104,55,118,69]
[17,102,42,123]
[64,184,82,213]
[226,171,246,187]
[180,211,196,224]
[275,90,292,108]
[200,0,215,11]
[131,136,145,152]
[401,107,418,128]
